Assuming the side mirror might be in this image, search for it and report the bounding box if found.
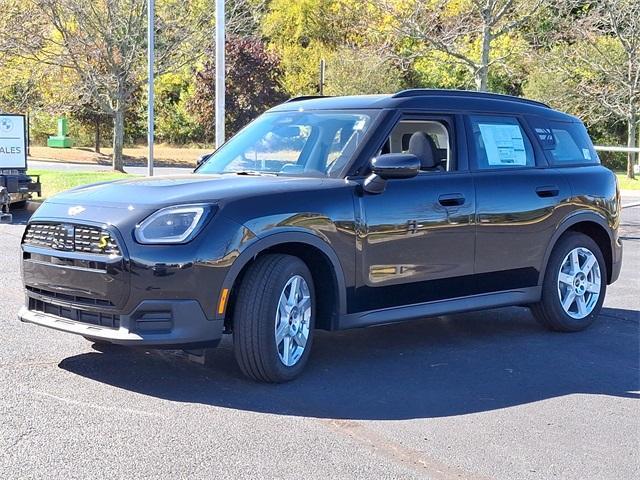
[363,153,420,194]
[195,153,212,171]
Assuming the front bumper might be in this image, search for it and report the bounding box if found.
[19,299,223,347]
[19,213,244,347]
[610,236,623,284]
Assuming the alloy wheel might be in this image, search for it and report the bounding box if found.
[557,247,601,319]
[275,275,311,366]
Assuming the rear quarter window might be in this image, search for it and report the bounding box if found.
[528,117,599,166]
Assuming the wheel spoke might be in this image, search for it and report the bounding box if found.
[278,294,289,318]
[288,277,300,305]
[570,250,581,273]
[558,272,573,286]
[576,295,587,316]
[275,319,288,344]
[585,281,600,294]
[582,255,596,275]
[298,295,311,314]
[294,332,307,348]
[562,290,576,312]
[282,336,291,364]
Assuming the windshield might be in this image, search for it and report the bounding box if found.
[196,110,379,177]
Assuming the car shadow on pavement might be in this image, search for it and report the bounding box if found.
[58,306,639,420]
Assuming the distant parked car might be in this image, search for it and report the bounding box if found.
[19,89,622,382]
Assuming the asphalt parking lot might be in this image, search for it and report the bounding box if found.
[1,204,638,480]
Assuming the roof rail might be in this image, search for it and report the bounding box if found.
[285,95,329,103]
[392,89,550,108]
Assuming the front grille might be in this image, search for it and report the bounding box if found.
[23,223,121,256]
[29,297,120,329]
[26,286,114,307]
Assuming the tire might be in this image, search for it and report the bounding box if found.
[233,254,315,382]
[532,232,606,332]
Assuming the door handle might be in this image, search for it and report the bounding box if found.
[438,193,465,207]
[535,185,560,198]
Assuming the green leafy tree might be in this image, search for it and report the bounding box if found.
[155,72,203,144]
[525,0,640,178]
[262,0,337,95]
[364,0,544,92]
[324,47,403,95]
[0,0,257,171]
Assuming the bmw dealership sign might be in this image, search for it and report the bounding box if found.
[0,114,27,169]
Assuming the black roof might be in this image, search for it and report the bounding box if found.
[271,89,576,121]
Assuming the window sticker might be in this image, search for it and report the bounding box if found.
[478,123,528,166]
[582,148,592,160]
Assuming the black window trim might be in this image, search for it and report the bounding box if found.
[464,112,549,172]
[524,114,600,168]
[347,109,468,177]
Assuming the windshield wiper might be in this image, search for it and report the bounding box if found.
[228,170,278,176]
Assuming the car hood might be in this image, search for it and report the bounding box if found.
[32,173,351,226]
[43,174,338,209]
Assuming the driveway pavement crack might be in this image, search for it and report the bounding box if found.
[322,419,489,480]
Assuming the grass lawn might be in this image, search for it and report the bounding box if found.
[28,169,134,200]
[29,144,210,168]
[616,173,640,190]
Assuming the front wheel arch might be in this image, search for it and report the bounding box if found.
[219,232,347,331]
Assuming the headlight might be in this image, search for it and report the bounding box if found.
[135,204,214,244]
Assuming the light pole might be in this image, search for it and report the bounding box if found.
[319,58,325,95]
[215,0,225,149]
[147,0,155,176]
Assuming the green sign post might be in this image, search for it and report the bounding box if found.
[47,117,73,148]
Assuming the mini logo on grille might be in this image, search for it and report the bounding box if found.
[67,206,85,216]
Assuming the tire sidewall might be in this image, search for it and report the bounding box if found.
[542,233,607,331]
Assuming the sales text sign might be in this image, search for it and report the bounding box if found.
[0,114,27,169]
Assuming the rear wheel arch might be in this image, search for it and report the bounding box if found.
[532,231,606,331]
[541,214,614,285]
[220,232,347,332]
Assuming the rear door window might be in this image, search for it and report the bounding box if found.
[527,117,599,166]
[469,115,535,169]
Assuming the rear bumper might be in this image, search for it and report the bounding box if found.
[19,299,224,347]
[0,173,41,197]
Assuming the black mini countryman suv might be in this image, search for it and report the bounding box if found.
[19,89,623,382]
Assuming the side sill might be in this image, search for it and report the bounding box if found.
[338,287,541,330]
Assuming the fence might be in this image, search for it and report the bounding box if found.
[594,145,640,173]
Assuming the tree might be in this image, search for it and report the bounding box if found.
[369,0,544,91]
[155,71,203,145]
[190,36,288,139]
[324,47,403,95]
[0,0,257,171]
[72,106,111,154]
[526,1,639,178]
[262,0,337,95]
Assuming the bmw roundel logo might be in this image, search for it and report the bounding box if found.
[0,117,14,133]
